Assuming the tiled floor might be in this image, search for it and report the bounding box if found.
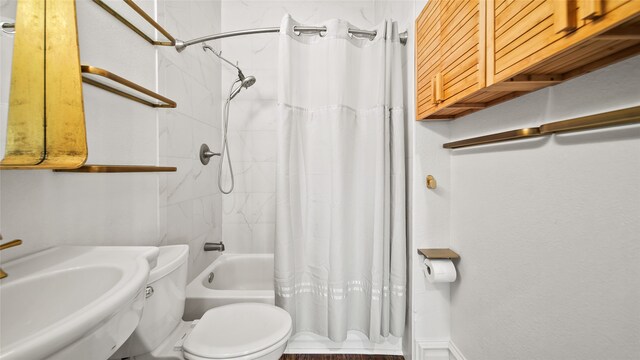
[280,355,404,360]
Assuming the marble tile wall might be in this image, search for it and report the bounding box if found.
[0,0,223,282]
[219,0,377,254]
[157,0,224,281]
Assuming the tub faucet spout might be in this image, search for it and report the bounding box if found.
[204,242,225,252]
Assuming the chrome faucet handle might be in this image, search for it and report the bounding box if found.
[199,144,220,165]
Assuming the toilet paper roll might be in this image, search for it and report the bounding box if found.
[423,258,457,283]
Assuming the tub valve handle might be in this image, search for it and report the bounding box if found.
[204,242,225,252]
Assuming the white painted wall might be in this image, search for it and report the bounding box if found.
[0,0,223,281]
[449,55,640,359]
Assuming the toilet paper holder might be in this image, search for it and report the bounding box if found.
[417,248,460,260]
[418,248,459,282]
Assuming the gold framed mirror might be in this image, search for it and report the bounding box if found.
[1,0,45,166]
[1,0,87,169]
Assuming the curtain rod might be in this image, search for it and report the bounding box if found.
[175,26,408,52]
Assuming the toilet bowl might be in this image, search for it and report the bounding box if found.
[183,303,291,360]
[111,245,292,360]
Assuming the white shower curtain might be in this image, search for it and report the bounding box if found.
[275,15,406,342]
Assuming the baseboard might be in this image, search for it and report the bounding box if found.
[448,342,467,360]
[415,339,467,360]
[284,331,403,355]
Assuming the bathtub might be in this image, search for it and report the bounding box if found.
[183,253,275,320]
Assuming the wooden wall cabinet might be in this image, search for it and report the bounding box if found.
[417,0,486,120]
[416,0,640,121]
[416,0,440,119]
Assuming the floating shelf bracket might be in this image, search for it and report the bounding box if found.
[81,65,177,108]
[93,0,176,46]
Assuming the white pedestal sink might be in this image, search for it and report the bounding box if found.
[0,246,159,360]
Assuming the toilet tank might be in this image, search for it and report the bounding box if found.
[111,245,189,359]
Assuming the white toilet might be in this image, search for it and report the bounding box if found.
[111,245,292,360]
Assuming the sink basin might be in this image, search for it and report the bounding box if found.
[0,246,159,360]
[2,266,122,347]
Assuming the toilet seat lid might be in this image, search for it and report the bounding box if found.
[183,303,292,359]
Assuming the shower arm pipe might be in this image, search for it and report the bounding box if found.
[175,26,408,52]
[203,44,243,74]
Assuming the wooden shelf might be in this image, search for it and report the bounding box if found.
[417,248,460,260]
[54,165,177,173]
[443,128,542,149]
[81,65,176,108]
[443,105,640,149]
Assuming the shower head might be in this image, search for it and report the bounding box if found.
[241,75,256,89]
[230,75,257,100]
